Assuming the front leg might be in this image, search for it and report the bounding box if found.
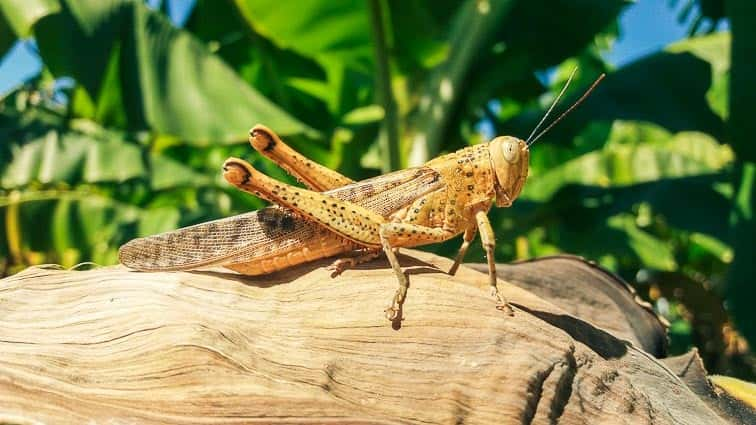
[475,210,514,315]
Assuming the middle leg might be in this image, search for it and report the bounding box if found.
[379,223,456,320]
[448,226,477,276]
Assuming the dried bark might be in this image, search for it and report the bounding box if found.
[0,250,738,424]
[470,255,668,357]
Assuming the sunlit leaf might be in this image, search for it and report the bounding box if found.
[668,32,730,120]
[34,0,317,144]
[232,0,372,68]
[689,232,733,263]
[406,0,626,163]
[186,0,332,129]
[1,128,147,187]
[137,206,180,236]
[341,104,384,125]
[83,137,144,183]
[150,154,212,190]
[607,215,677,271]
[710,375,756,408]
[511,37,728,144]
[524,123,733,202]
[0,0,59,39]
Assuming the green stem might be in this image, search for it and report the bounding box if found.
[407,0,514,165]
[368,0,401,172]
[725,0,756,348]
[726,161,756,350]
[4,191,22,265]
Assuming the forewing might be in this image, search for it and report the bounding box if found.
[118,208,317,271]
[119,166,444,271]
[327,166,443,215]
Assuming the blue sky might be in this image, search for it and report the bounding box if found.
[0,1,724,96]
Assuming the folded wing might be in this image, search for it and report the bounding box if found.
[118,167,444,271]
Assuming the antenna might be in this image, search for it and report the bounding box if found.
[526,66,578,144]
[527,72,606,147]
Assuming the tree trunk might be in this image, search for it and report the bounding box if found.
[0,250,746,424]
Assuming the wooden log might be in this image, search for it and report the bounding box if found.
[0,250,735,424]
[469,255,668,357]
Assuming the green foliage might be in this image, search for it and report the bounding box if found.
[34,0,314,142]
[725,0,756,375]
[0,0,753,378]
[0,0,59,55]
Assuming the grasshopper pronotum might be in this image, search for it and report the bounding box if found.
[119,70,604,320]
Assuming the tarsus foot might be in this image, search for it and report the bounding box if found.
[491,287,515,316]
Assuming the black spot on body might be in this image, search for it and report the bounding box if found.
[280,214,295,231]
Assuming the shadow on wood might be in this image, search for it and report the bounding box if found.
[0,250,749,424]
[469,255,668,357]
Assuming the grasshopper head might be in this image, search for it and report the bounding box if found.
[488,136,529,207]
[485,71,604,208]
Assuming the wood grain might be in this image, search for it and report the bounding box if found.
[471,255,668,357]
[0,250,731,424]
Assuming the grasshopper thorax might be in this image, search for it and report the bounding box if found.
[488,136,529,207]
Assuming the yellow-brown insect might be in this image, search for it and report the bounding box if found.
[119,71,603,320]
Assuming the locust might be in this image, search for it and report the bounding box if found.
[119,70,604,320]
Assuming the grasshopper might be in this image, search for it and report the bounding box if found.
[119,70,604,320]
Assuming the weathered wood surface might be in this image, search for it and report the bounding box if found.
[469,255,668,357]
[661,349,756,423]
[0,250,740,424]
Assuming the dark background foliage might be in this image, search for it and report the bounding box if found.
[1,0,753,381]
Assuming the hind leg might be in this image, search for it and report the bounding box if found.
[327,249,383,277]
[249,125,353,191]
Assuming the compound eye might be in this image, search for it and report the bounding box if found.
[501,140,519,162]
